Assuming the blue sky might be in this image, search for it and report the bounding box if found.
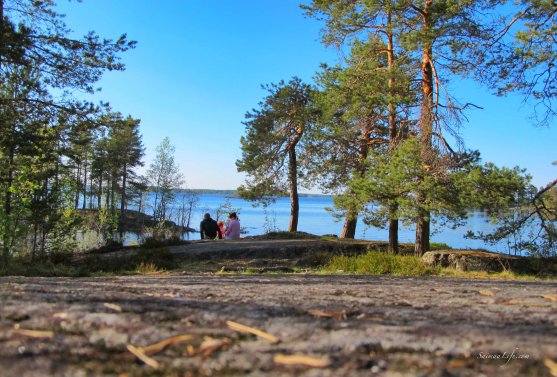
[56,0,556,191]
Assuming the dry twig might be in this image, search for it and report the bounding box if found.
[197,337,231,357]
[103,303,123,312]
[274,354,331,368]
[478,290,495,297]
[140,334,194,356]
[545,358,557,377]
[226,320,279,344]
[13,324,54,338]
[126,344,159,368]
[541,294,557,302]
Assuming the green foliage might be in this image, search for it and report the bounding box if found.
[481,0,557,124]
[237,77,317,203]
[323,252,440,276]
[262,208,279,234]
[430,242,452,250]
[0,0,136,263]
[345,138,530,247]
[467,183,556,257]
[309,39,415,190]
[304,0,510,253]
[148,137,184,222]
[215,197,241,222]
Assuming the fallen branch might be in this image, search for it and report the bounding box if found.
[226,320,279,344]
[103,303,122,312]
[274,354,331,368]
[126,344,159,368]
[140,334,194,356]
[13,324,54,338]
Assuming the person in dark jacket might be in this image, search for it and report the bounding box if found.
[200,213,222,240]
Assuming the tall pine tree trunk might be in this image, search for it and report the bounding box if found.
[415,0,433,256]
[82,155,88,210]
[119,163,127,234]
[388,217,399,253]
[89,174,94,209]
[341,124,372,239]
[110,174,116,218]
[386,11,399,253]
[415,204,430,256]
[287,147,299,232]
[2,145,14,263]
[74,165,81,209]
[97,171,103,209]
[105,176,111,212]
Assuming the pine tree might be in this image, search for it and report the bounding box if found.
[311,36,416,246]
[305,0,500,255]
[237,77,317,232]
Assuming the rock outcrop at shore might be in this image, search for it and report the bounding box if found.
[421,250,520,272]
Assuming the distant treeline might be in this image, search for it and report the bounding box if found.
[175,189,330,198]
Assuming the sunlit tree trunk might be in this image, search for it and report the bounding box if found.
[387,9,399,253]
[341,124,371,239]
[82,152,88,210]
[415,0,434,256]
[287,148,299,232]
[341,216,357,239]
[119,162,127,234]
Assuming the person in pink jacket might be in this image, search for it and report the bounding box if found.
[224,212,241,239]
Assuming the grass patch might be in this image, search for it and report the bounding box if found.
[438,268,550,281]
[323,252,440,276]
[430,242,452,250]
[136,261,167,275]
[0,259,88,277]
[0,247,177,277]
[320,252,554,280]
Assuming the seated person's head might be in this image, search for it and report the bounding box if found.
[204,213,211,220]
[229,212,237,219]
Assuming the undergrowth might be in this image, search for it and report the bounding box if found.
[321,251,554,280]
[0,247,176,277]
[323,252,440,276]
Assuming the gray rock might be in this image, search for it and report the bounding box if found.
[422,250,518,271]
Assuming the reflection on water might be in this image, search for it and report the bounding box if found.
[77,193,534,255]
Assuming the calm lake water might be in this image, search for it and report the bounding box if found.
[121,193,520,254]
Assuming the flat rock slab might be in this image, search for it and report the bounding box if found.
[164,239,392,263]
[93,239,386,263]
[1,275,556,376]
[168,239,382,254]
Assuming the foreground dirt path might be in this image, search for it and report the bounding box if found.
[1,274,556,376]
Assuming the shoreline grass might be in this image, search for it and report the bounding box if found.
[319,252,555,281]
[322,252,440,276]
[1,236,555,281]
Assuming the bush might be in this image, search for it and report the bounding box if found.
[323,252,440,276]
[430,242,452,250]
[140,236,184,249]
